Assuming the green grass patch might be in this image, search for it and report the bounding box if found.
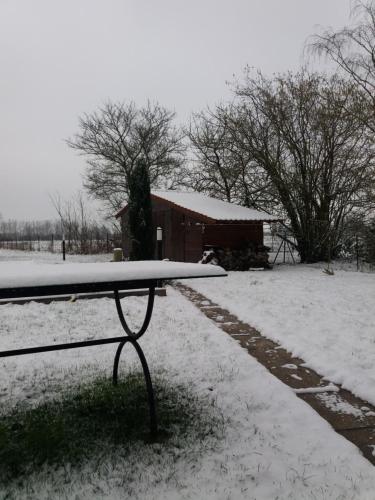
[0,373,222,485]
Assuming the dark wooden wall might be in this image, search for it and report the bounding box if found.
[152,199,203,262]
[203,223,263,249]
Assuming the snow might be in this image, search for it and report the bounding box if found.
[150,190,279,222]
[1,284,375,498]
[294,385,339,394]
[184,265,375,406]
[0,261,226,292]
[317,393,364,418]
[0,248,112,264]
[1,250,375,497]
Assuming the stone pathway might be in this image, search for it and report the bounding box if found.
[176,282,375,466]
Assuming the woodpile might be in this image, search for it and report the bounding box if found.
[199,243,270,270]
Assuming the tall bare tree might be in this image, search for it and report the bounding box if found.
[186,105,277,211]
[186,106,239,203]
[231,70,375,262]
[67,101,184,213]
[310,0,375,132]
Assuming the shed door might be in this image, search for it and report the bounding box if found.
[185,224,203,262]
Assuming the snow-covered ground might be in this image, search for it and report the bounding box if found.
[0,248,111,263]
[185,264,375,407]
[1,250,375,498]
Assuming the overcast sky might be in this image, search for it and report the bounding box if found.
[0,0,352,220]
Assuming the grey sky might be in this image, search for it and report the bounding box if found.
[0,0,352,220]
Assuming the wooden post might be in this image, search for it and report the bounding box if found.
[62,235,66,261]
[356,234,359,271]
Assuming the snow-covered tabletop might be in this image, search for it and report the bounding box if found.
[0,261,226,294]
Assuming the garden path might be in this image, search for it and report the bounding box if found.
[176,282,375,466]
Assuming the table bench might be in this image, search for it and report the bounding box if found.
[0,260,226,436]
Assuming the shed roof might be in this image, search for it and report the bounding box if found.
[116,190,281,223]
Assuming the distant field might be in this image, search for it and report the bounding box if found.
[0,248,111,264]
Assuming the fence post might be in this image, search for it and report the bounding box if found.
[356,234,359,271]
[62,235,66,261]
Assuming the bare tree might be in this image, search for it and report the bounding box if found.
[67,101,185,213]
[186,106,239,203]
[231,70,375,262]
[50,192,112,254]
[0,217,61,250]
[186,105,277,211]
[310,0,375,132]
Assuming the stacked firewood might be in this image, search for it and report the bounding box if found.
[199,243,270,270]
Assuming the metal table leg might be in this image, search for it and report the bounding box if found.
[113,287,157,436]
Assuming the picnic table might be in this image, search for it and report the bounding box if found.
[0,260,226,435]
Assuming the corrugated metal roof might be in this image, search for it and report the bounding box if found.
[151,190,280,222]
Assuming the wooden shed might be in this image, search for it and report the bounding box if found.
[116,190,280,262]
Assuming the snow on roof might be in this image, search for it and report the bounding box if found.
[151,190,280,222]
